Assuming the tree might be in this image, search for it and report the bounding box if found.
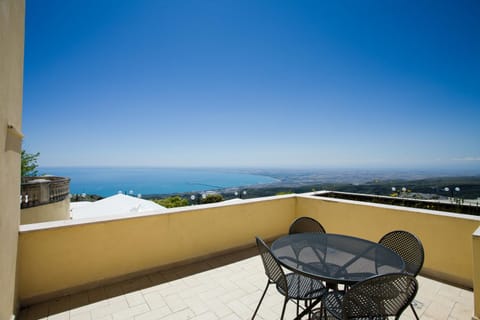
[154,196,189,208]
[21,150,40,177]
[200,194,224,204]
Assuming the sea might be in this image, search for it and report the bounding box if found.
[40,167,279,197]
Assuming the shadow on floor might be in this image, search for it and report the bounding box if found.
[18,245,259,320]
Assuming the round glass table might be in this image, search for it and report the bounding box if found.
[271,233,405,286]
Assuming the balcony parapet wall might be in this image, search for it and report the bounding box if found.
[17,193,480,318]
[20,176,70,209]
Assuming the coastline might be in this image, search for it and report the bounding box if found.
[142,174,480,201]
[41,167,281,197]
[37,166,480,200]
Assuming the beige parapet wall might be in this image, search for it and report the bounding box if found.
[17,196,296,304]
[17,193,480,318]
[297,194,480,288]
[299,194,480,320]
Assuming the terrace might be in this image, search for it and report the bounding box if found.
[16,245,473,320]
[16,193,480,319]
[2,2,479,319]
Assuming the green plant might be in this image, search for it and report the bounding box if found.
[153,196,189,208]
[21,150,40,177]
[200,194,224,204]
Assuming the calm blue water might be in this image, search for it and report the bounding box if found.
[41,167,278,197]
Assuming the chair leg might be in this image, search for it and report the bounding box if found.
[252,281,270,319]
[280,297,288,320]
[305,300,310,320]
[410,302,420,320]
[322,301,327,320]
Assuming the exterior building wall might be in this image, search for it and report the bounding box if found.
[472,227,480,320]
[0,0,25,319]
[21,198,71,225]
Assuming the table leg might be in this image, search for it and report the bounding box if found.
[293,297,322,320]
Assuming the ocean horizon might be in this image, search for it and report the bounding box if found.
[40,167,279,197]
[39,166,480,198]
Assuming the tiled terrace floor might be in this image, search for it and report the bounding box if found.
[18,246,474,320]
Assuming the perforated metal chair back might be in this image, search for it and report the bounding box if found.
[343,273,418,319]
[379,230,425,276]
[289,216,326,234]
[255,237,288,293]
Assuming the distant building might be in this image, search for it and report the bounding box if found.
[20,176,71,224]
[70,194,168,220]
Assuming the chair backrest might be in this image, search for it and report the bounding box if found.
[379,230,425,276]
[289,216,326,234]
[342,273,418,319]
[255,237,288,292]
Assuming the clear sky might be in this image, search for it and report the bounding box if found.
[23,1,480,170]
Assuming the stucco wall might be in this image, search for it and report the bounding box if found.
[0,0,25,319]
[297,194,480,288]
[18,196,295,303]
[21,198,71,225]
[17,192,480,317]
[472,227,480,320]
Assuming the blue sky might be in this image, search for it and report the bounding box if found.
[23,1,480,170]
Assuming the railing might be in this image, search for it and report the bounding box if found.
[317,191,480,215]
[20,176,70,209]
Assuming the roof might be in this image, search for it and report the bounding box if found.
[70,194,167,220]
[222,198,244,204]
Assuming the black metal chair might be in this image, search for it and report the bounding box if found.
[289,216,326,234]
[318,273,418,320]
[289,217,330,295]
[379,230,424,319]
[252,236,327,320]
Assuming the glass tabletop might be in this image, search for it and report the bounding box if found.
[271,233,405,285]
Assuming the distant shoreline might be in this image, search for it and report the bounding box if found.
[38,166,480,200]
[41,167,280,197]
[142,175,480,201]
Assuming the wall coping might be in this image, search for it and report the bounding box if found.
[299,192,480,221]
[20,191,480,234]
[474,226,480,237]
[19,193,296,232]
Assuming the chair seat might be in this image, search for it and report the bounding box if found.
[277,273,326,300]
[253,236,328,320]
[322,291,344,319]
[322,291,391,319]
[320,274,417,320]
